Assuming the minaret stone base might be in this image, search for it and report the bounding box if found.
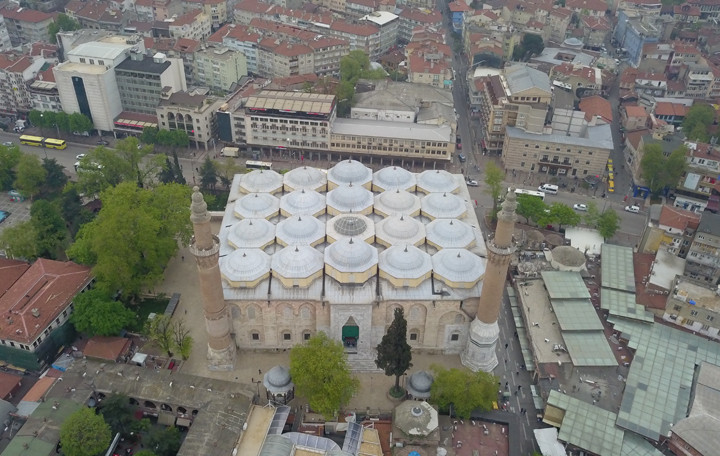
[461,318,499,373]
[207,344,236,371]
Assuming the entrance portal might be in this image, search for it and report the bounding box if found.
[342,317,359,351]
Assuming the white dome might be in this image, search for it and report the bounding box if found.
[416,170,459,194]
[220,249,271,283]
[283,166,327,191]
[240,169,284,194]
[227,218,276,249]
[374,190,421,217]
[375,215,425,247]
[263,365,294,393]
[234,193,280,219]
[327,159,372,187]
[421,193,467,219]
[325,238,378,273]
[432,249,486,286]
[276,215,325,246]
[326,184,374,214]
[272,245,324,279]
[280,189,326,217]
[379,245,432,280]
[372,166,416,192]
[326,213,375,243]
[425,219,475,249]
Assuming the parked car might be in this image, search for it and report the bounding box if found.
[573,203,588,211]
[2,141,12,147]
[457,153,466,163]
[625,205,640,213]
[76,154,86,160]
[466,179,479,187]
[456,142,462,150]
[97,139,109,145]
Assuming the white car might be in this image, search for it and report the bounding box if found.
[573,203,588,211]
[75,154,86,160]
[466,179,479,187]
[625,205,640,213]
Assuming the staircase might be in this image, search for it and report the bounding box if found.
[347,350,383,373]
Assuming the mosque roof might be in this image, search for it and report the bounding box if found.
[240,169,284,194]
[373,189,421,217]
[233,192,280,219]
[379,245,432,280]
[279,189,326,216]
[421,193,467,219]
[271,245,324,279]
[327,159,372,187]
[416,170,459,194]
[326,184,374,213]
[425,218,475,249]
[283,166,327,191]
[219,249,271,284]
[372,166,416,192]
[432,249,486,286]
[275,215,325,246]
[325,238,378,273]
[226,218,276,249]
[375,215,426,246]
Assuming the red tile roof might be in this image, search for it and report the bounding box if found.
[448,0,471,12]
[36,66,55,83]
[654,101,689,117]
[0,259,91,344]
[0,371,21,400]
[20,376,55,403]
[625,105,648,117]
[331,19,379,36]
[399,7,443,24]
[83,336,132,361]
[579,95,613,123]
[658,205,701,232]
[0,7,53,23]
[581,15,611,30]
[566,0,607,11]
[625,128,650,150]
[173,38,200,53]
[169,9,203,27]
[0,54,34,73]
[0,260,30,299]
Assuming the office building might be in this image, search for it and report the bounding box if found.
[115,52,186,115]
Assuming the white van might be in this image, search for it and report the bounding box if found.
[538,184,559,195]
[221,147,239,157]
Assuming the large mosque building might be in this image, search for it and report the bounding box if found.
[209,161,489,370]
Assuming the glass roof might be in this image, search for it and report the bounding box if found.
[601,288,655,323]
[541,271,590,299]
[551,299,604,331]
[601,244,636,292]
[562,332,617,366]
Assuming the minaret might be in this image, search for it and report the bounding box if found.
[189,186,236,371]
[461,189,517,372]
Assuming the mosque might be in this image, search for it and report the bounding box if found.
[190,161,515,372]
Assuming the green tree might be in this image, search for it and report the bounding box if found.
[41,158,68,195]
[640,144,687,195]
[61,185,93,238]
[67,183,192,299]
[69,112,93,134]
[484,161,505,219]
[171,130,190,147]
[583,201,600,227]
[172,320,193,360]
[70,289,136,336]
[597,209,620,239]
[145,314,174,357]
[513,33,544,61]
[134,452,158,456]
[14,154,47,201]
[429,365,497,419]
[99,393,149,437]
[115,136,166,188]
[30,199,67,259]
[199,157,217,191]
[515,194,548,224]
[290,332,359,419]
[0,221,38,259]
[156,129,174,146]
[335,81,355,117]
[55,111,71,134]
[141,126,159,145]
[0,143,21,190]
[47,13,81,43]
[547,203,581,230]
[59,407,111,456]
[146,426,182,456]
[215,159,244,188]
[682,104,715,140]
[375,307,412,395]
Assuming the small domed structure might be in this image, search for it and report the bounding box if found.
[280,189,326,217]
[374,190,421,218]
[421,193,467,220]
[271,245,324,288]
[233,193,280,220]
[550,245,587,272]
[239,169,284,194]
[263,365,295,404]
[276,215,325,247]
[393,401,439,438]
[326,214,375,244]
[372,166,416,192]
[326,183,374,215]
[327,159,372,190]
[416,170,459,194]
[283,166,327,192]
[406,371,433,400]
[219,249,271,287]
[227,219,276,249]
[375,215,425,247]
[432,249,486,288]
[379,245,432,287]
[425,219,476,250]
[325,238,378,284]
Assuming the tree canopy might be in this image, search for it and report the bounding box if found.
[0,144,21,190]
[682,104,715,142]
[67,182,192,299]
[70,289,136,336]
[375,307,412,394]
[48,14,81,43]
[59,407,111,456]
[515,194,548,224]
[512,33,545,61]
[290,332,359,419]
[640,144,687,195]
[146,426,182,456]
[100,393,149,438]
[145,314,175,357]
[484,162,505,218]
[14,154,47,200]
[429,365,497,419]
[547,202,581,229]
[30,199,67,259]
[597,209,620,239]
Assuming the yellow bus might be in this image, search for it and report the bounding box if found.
[43,138,67,150]
[19,135,44,147]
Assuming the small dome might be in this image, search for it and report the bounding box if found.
[327,159,372,188]
[425,219,475,249]
[375,215,425,247]
[432,249,486,288]
[263,365,294,393]
[406,371,434,399]
[280,189,326,217]
[220,249,271,286]
[272,245,324,282]
[372,166,416,192]
[394,401,438,437]
[227,219,276,249]
[374,190,421,217]
[421,193,467,219]
[283,166,327,192]
[416,170,459,194]
[326,213,375,244]
[276,215,325,246]
[335,215,367,236]
[379,245,432,281]
[326,184,374,215]
[240,169,284,194]
[325,238,378,273]
[233,193,280,220]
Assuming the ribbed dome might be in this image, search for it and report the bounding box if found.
[227,219,276,249]
[372,166,416,192]
[375,215,425,247]
[326,183,374,214]
[326,214,375,244]
[325,238,378,273]
[407,371,433,399]
[432,249,486,287]
[374,190,421,217]
[220,248,271,284]
[416,170,459,194]
[421,193,467,219]
[240,169,284,194]
[276,215,325,246]
[334,215,367,236]
[263,365,294,393]
[379,245,432,280]
[327,159,372,188]
[425,219,475,249]
[272,245,324,279]
[280,189,326,217]
[234,192,280,219]
[283,166,327,192]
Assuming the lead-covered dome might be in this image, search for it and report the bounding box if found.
[375,215,425,247]
[374,190,421,218]
[432,249,486,288]
[327,159,372,189]
[283,166,327,192]
[406,371,434,400]
[219,248,271,287]
[263,365,294,394]
[227,219,276,249]
[233,193,280,220]
[326,183,374,215]
[279,189,326,217]
[379,245,432,287]
[416,170,459,194]
[425,219,476,250]
[240,169,284,194]
[271,245,324,288]
[372,166,416,192]
[325,238,378,284]
[326,214,375,244]
[421,193,467,220]
[276,215,325,247]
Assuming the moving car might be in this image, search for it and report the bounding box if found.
[76,154,86,160]
[625,205,640,213]
[573,203,588,211]
[466,179,479,187]
[457,153,466,163]
[97,139,110,145]
[2,141,12,147]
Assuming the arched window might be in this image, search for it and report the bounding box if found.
[251,331,260,341]
[247,306,256,320]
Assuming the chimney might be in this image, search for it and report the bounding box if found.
[31,308,40,318]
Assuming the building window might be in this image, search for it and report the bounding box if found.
[303,331,311,340]
[283,332,291,341]
[251,332,260,341]
[707,315,715,322]
[674,305,682,311]
[450,333,459,341]
[691,310,698,316]
[409,332,418,341]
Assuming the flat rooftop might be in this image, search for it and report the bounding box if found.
[332,118,451,142]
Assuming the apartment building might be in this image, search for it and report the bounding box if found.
[64,1,123,31]
[328,20,383,59]
[0,7,53,47]
[549,63,603,99]
[193,47,247,92]
[156,90,223,150]
[28,67,62,113]
[257,39,314,78]
[397,8,442,43]
[407,52,453,89]
[115,52,186,115]
[639,204,700,256]
[676,141,720,207]
[185,0,228,28]
[360,11,399,57]
[0,53,44,116]
[475,64,551,155]
[613,11,661,67]
[547,7,572,43]
[168,10,212,42]
[682,62,714,99]
[685,213,720,284]
[664,277,720,339]
[212,25,261,75]
[0,16,13,52]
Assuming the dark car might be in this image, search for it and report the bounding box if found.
[458,153,466,163]
[97,139,110,145]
